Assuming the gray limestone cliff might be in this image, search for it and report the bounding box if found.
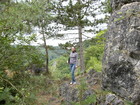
[102,1,140,104]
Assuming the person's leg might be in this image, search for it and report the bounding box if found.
[70,64,73,84]
[71,64,76,83]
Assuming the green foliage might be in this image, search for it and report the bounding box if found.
[0,2,35,39]
[114,9,140,23]
[78,78,88,91]
[84,43,104,72]
[0,0,110,104]
[0,88,14,105]
[0,41,45,104]
[86,56,102,72]
[72,78,96,105]
[74,94,97,105]
[0,0,45,72]
[95,30,107,44]
[56,0,95,28]
[124,100,134,105]
[50,56,70,80]
[0,45,44,71]
[83,30,107,47]
[84,30,106,72]
[33,46,67,61]
[0,74,34,105]
[114,16,125,22]
[0,72,54,105]
[78,78,88,105]
[0,1,62,104]
[102,0,112,13]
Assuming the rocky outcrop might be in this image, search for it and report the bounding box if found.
[102,1,140,104]
[59,83,94,105]
[104,94,124,105]
[111,0,140,11]
[59,70,98,105]
[59,70,125,105]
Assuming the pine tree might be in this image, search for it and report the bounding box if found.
[56,0,95,72]
[28,0,62,74]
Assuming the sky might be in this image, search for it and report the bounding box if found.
[31,23,107,46]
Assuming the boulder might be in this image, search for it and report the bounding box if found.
[59,83,94,105]
[105,93,124,105]
[86,69,102,86]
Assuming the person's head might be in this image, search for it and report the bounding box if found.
[71,47,76,52]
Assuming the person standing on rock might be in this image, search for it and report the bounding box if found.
[68,47,78,85]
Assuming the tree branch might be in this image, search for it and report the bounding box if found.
[0,76,24,97]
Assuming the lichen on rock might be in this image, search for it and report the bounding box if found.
[102,1,140,104]
[111,0,140,11]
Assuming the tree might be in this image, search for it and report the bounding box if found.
[56,0,96,72]
[0,1,35,71]
[26,0,63,74]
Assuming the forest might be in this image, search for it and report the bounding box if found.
[0,0,113,105]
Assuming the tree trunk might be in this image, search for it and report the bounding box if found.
[77,0,85,73]
[78,25,85,73]
[42,28,49,74]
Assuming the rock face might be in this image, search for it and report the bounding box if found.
[104,94,124,105]
[111,0,140,11]
[59,83,94,105]
[102,1,140,104]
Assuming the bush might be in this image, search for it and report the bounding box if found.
[0,72,54,105]
[102,0,112,13]
[85,44,104,72]
[84,30,106,72]
[86,57,102,72]
[50,56,70,80]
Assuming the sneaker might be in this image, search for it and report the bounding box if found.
[73,82,76,85]
[70,82,73,85]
